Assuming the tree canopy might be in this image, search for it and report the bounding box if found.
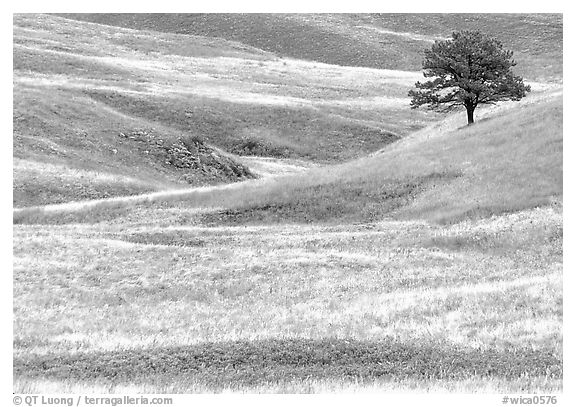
[408,30,530,124]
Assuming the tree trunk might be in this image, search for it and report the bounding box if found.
[466,106,475,125]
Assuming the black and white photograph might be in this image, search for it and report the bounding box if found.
[10,6,566,401]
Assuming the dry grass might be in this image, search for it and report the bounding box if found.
[15,90,561,227]
[14,376,562,394]
[13,205,562,392]
[12,13,563,394]
[57,13,563,82]
[195,90,563,226]
[13,158,162,206]
[13,14,445,206]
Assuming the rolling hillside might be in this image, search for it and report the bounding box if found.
[199,89,563,226]
[58,13,563,82]
[14,14,441,206]
[14,86,562,227]
[13,92,563,391]
[13,13,563,394]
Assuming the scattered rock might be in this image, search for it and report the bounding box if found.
[118,129,254,184]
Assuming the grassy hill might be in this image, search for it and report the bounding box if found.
[15,14,562,208]
[14,201,563,392]
[14,89,563,394]
[58,13,563,82]
[199,90,563,226]
[14,14,440,206]
[16,87,562,227]
[13,13,563,394]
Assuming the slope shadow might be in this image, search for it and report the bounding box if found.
[14,338,561,389]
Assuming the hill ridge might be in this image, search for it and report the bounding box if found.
[56,13,563,81]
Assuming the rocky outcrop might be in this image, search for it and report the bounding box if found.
[118,130,254,184]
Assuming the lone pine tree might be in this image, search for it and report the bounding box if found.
[408,30,530,124]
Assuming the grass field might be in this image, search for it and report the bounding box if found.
[14,88,562,227]
[13,91,563,392]
[13,204,562,392]
[14,14,442,207]
[13,13,563,393]
[58,13,563,82]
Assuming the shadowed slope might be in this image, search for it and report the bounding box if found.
[14,338,561,392]
[167,92,563,226]
[13,91,562,226]
[58,13,562,81]
[14,14,561,210]
[14,14,440,206]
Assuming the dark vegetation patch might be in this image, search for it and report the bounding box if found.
[425,226,563,255]
[429,199,562,227]
[116,129,253,184]
[14,338,562,390]
[115,231,207,247]
[230,136,292,158]
[13,204,133,226]
[202,172,462,225]
[420,221,563,267]
[13,176,155,207]
[13,46,140,81]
